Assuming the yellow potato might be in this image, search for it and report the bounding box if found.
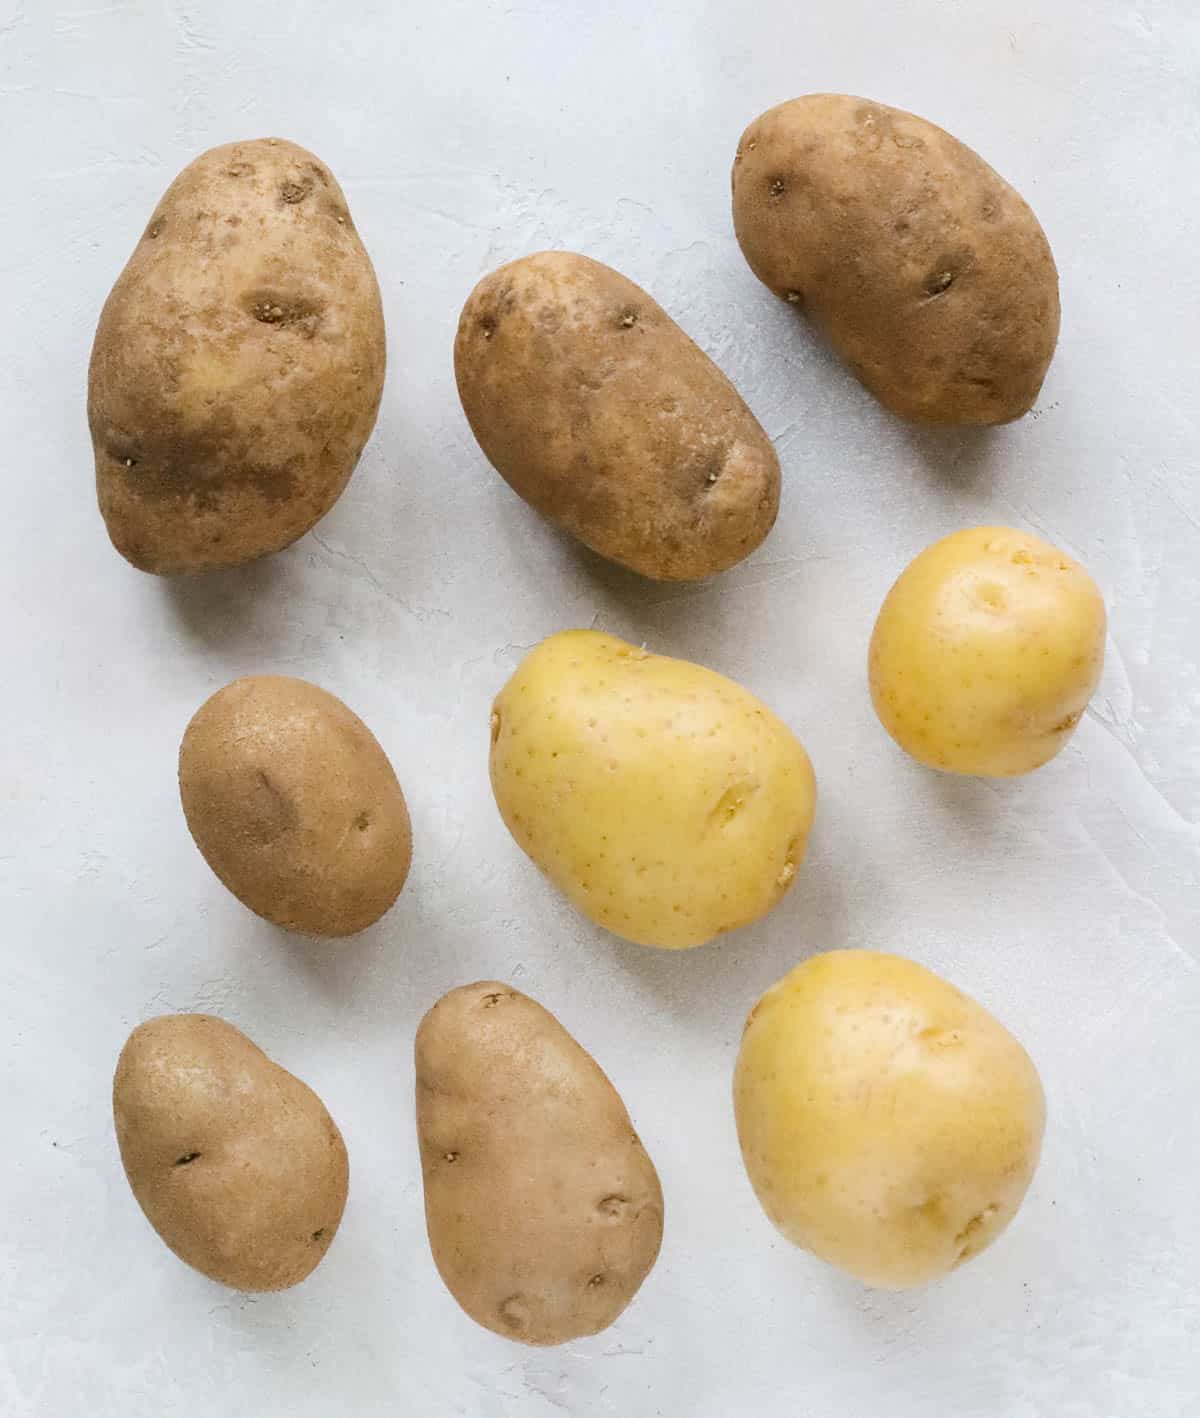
[89,138,385,574]
[732,94,1060,424]
[113,1014,349,1292]
[489,630,816,949]
[734,951,1045,1289]
[869,526,1106,776]
[416,982,664,1345]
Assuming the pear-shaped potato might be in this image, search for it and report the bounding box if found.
[178,675,412,937]
[415,982,664,1346]
[89,138,385,573]
[113,1014,349,1291]
[734,951,1046,1289]
[489,630,816,948]
[732,95,1059,424]
[455,251,780,580]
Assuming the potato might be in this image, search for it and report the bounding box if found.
[179,675,411,936]
[88,138,385,574]
[869,526,1106,776]
[113,1014,349,1291]
[732,94,1059,424]
[490,630,815,949]
[415,982,663,1345]
[734,951,1045,1289]
[455,251,779,580]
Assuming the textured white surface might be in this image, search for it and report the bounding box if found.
[2,2,1198,1414]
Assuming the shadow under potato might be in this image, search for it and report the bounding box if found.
[602,840,846,1043]
[159,544,308,652]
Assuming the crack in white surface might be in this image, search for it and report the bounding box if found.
[310,530,452,623]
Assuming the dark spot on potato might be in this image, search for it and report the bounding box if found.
[145,220,164,240]
[226,161,255,177]
[252,769,299,842]
[174,1151,201,1167]
[498,1295,529,1330]
[244,289,324,338]
[597,1195,629,1219]
[280,179,312,204]
[587,1273,605,1288]
[490,709,502,743]
[1051,710,1082,734]
[785,289,803,306]
[354,811,371,832]
[768,177,786,199]
[924,269,955,297]
[443,1151,459,1163]
[619,308,639,329]
[311,1228,325,1242]
[479,314,496,340]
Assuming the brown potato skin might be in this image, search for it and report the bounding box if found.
[113,1014,349,1292]
[415,982,664,1346]
[732,95,1060,425]
[454,251,780,580]
[88,138,386,574]
[178,675,412,937]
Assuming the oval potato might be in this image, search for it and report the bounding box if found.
[732,94,1059,424]
[178,675,412,936]
[869,525,1106,776]
[455,251,780,580]
[734,951,1046,1289]
[415,982,664,1346]
[88,138,385,573]
[489,630,816,949]
[113,1014,349,1291]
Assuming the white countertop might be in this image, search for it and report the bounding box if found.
[2,2,1198,1414]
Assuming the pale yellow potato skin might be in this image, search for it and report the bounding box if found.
[89,138,385,574]
[734,951,1045,1290]
[415,982,664,1346]
[179,675,412,937]
[113,1014,349,1292]
[489,630,816,949]
[869,526,1106,776]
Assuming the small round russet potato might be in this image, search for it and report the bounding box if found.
[415,981,664,1346]
[178,675,411,936]
[734,951,1046,1290]
[869,526,1106,776]
[113,1013,349,1291]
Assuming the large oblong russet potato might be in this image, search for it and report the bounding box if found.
[178,675,412,937]
[89,138,385,573]
[113,1014,349,1292]
[455,251,780,580]
[415,982,664,1346]
[732,95,1059,424]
